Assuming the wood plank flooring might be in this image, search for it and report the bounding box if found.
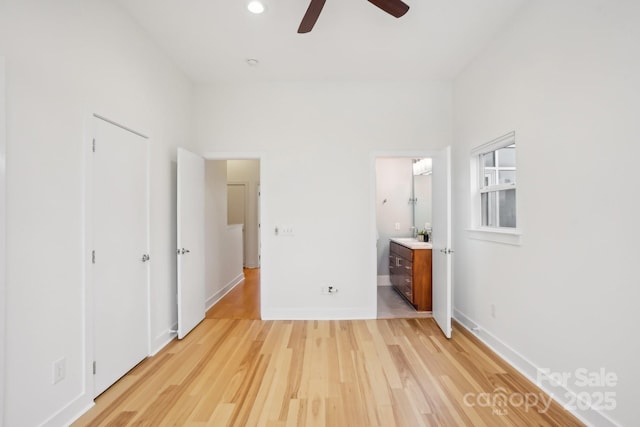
[207,268,261,320]
[74,271,583,427]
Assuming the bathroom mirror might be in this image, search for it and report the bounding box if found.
[412,158,432,236]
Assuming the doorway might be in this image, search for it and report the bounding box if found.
[227,160,260,268]
[202,156,262,319]
[371,149,452,337]
[374,156,433,319]
[227,182,247,266]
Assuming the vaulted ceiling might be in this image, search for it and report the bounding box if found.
[114,0,528,83]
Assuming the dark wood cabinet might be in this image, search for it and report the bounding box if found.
[389,241,432,311]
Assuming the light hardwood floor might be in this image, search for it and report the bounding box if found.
[207,268,261,320]
[74,271,583,426]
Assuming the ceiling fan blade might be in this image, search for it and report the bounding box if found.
[298,0,327,33]
[367,0,410,18]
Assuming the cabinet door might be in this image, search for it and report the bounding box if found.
[400,274,413,301]
[389,253,397,286]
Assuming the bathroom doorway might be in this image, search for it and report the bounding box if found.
[372,148,453,337]
[374,155,433,319]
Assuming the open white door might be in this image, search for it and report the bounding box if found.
[177,148,206,339]
[432,146,453,338]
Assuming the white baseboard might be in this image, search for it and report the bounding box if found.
[150,322,178,356]
[377,275,392,287]
[205,273,245,312]
[261,307,375,320]
[453,309,620,427]
[39,393,93,427]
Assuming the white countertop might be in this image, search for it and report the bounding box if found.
[390,237,433,250]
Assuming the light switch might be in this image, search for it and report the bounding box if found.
[394,222,400,230]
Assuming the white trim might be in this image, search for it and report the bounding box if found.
[202,151,264,160]
[39,398,94,427]
[469,131,519,235]
[479,182,516,193]
[93,114,149,139]
[465,227,522,245]
[470,131,515,157]
[205,273,245,312]
[81,113,96,410]
[377,275,392,287]
[454,309,620,427]
[150,323,178,356]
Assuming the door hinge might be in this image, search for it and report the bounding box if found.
[92,250,96,264]
[92,138,96,153]
[92,361,96,375]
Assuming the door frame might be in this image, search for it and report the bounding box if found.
[202,152,264,317]
[83,113,152,399]
[370,150,449,317]
[227,181,249,266]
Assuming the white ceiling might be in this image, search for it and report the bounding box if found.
[114,0,528,83]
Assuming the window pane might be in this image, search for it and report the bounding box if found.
[484,170,496,187]
[481,192,497,227]
[498,189,516,228]
[496,145,516,167]
[482,152,495,167]
[498,170,516,185]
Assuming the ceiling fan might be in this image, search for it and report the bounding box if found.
[298,0,410,33]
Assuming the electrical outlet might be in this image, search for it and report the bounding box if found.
[394,222,400,230]
[321,286,338,295]
[53,358,66,384]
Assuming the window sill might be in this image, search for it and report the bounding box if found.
[465,227,522,246]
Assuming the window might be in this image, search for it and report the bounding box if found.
[479,141,516,228]
[469,132,519,243]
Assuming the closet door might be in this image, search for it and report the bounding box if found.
[93,116,149,396]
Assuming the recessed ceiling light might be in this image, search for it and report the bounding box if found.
[247,1,265,14]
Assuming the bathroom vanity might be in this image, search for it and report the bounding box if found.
[389,238,432,311]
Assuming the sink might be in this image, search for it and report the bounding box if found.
[391,237,433,250]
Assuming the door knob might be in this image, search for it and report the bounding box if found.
[141,254,150,262]
[181,248,190,255]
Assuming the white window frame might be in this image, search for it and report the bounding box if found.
[467,131,521,245]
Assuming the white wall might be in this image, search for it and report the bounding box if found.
[195,81,452,319]
[205,160,244,310]
[0,1,194,425]
[452,1,640,426]
[0,56,6,426]
[227,159,261,268]
[375,158,413,275]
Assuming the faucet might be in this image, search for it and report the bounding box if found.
[410,226,418,238]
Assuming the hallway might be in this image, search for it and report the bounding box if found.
[207,268,261,320]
